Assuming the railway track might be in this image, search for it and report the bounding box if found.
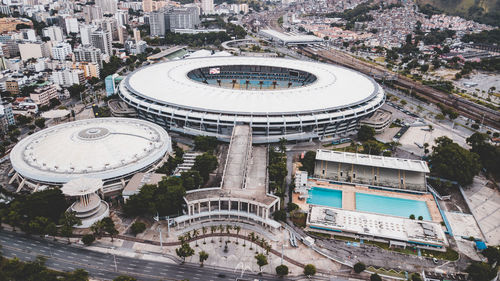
[298,47,500,130]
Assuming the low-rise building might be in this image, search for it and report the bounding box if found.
[30,84,58,106]
[314,150,429,192]
[359,109,392,133]
[74,62,100,78]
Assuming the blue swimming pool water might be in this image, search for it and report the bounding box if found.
[356,193,431,220]
[307,187,342,208]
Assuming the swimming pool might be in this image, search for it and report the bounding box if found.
[356,193,431,220]
[307,187,342,208]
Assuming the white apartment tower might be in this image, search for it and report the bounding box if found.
[201,0,214,15]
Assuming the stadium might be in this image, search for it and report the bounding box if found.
[9,118,172,193]
[118,57,386,143]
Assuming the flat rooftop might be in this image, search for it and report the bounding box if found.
[315,150,430,173]
[122,172,165,196]
[308,205,447,246]
[260,29,323,44]
[147,45,186,60]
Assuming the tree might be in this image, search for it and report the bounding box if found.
[467,133,500,177]
[273,209,287,222]
[113,276,138,281]
[466,262,497,281]
[276,264,289,277]
[255,253,268,273]
[429,136,481,185]
[370,273,382,281]
[176,242,194,263]
[130,221,146,236]
[198,251,209,267]
[193,136,218,152]
[300,151,316,175]
[59,211,82,243]
[353,262,366,273]
[34,118,46,129]
[304,264,316,277]
[409,214,415,220]
[180,170,203,190]
[358,125,375,141]
[102,217,118,241]
[481,246,500,265]
[192,152,218,183]
[81,234,95,246]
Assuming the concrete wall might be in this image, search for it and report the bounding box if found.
[314,159,426,191]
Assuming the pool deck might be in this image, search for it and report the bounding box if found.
[293,179,442,223]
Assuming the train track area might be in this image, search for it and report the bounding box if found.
[298,47,500,130]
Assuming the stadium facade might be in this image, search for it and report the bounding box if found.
[118,57,385,143]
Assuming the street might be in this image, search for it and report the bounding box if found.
[0,229,285,281]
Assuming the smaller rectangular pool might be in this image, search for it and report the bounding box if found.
[356,193,431,220]
[307,187,342,208]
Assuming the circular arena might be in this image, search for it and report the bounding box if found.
[118,57,385,143]
[10,118,171,192]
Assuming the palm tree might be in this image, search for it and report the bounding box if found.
[254,235,260,253]
[193,229,200,247]
[199,251,209,267]
[202,226,207,244]
[210,225,217,243]
[226,225,232,242]
[260,238,266,253]
[248,232,255,250]
[178,234,186,244]
[218,225,224,242]
[234,226,241,244]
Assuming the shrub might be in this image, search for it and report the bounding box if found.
[370,273,382,281]
[353,262,366,273]
[130,221,146,236]
[81,234,95,246]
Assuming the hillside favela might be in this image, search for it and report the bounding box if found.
[0,0,498,280]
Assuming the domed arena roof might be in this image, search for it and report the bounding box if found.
[10,118,171,184]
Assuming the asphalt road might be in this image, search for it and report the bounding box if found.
[0,229,285,281]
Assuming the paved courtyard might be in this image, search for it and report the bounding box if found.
[463,176,500,245]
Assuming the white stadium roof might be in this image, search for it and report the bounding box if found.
[10,118,172,184]
[124,57,379,114]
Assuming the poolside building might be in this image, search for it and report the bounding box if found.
[313,150,429,192]
[307,205,448,250]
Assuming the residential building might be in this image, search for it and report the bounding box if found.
[83,5,103,23]
[201,0,214,14]
[149,10,165,36]
[133,28,141,43]
[42,26,64,42]
[79,25,94,45]
[51,69,85,86]
[20,29,36,42]
[64,17,79,34]
[18,42,50,61]
[74,45,102,67]
[96,0,118,14]
[90,28,112,56]
[165,6,199,31]
[5,80,19,94]
[74,61,100,78]
[142,0,153,12]
[0,102,15,134]
[51,42,72,61]
[30,84,58,106]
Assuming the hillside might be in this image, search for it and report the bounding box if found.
[417,0,500,26]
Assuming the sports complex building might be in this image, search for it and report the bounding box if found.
[9,118,172,193]
[118,57,386,143]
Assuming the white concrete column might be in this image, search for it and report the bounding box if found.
[198,202,201,214]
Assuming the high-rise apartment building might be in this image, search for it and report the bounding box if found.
[96,0,118,14]
[150,6,200,36]
[83,5,103,24]
[201,0,214,15]
[51,42,72,61]
[90,28,112,56]
[42,26,64,42]
[74,45,102,67]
